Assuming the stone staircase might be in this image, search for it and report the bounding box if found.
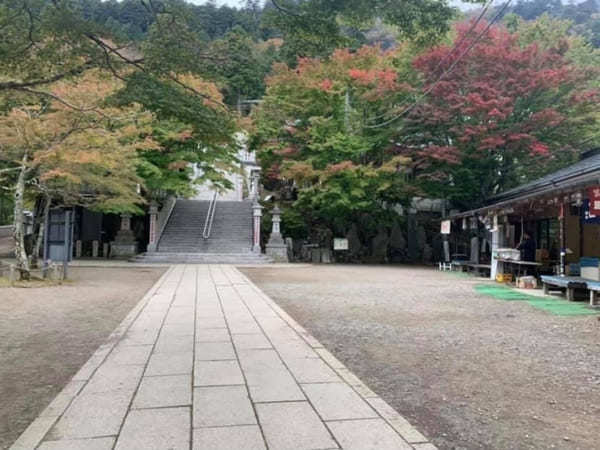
[134,199,272,264]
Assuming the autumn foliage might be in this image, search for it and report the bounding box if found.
[402,21,599,207]
[0,71,153,212]
[253,45,417,234]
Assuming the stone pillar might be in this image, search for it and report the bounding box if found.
[75,240,82,259]
[147,202,159,252]
[92,240,99,258]
[110,213,138,258]
[251,171,260,200]
[252,201,263,254]
[266,205,289,262]
[490,215,504,281]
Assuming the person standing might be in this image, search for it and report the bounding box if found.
[517,232,536,262]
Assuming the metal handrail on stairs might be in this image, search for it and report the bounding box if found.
[202,192,218,240]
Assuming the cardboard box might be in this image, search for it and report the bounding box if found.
[516,276,537,289]
[536,249,549,262]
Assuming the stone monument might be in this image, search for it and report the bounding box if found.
[110,213,138,258]
[266,205,289,262]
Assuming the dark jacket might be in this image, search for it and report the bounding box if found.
[517,238,536,262]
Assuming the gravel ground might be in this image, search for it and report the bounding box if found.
[240,264,600,450]
[0,266,166,449]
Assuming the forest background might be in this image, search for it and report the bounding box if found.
[1,0,599,268]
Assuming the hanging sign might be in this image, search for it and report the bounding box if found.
[441,220,451,235]
[588,186,600,216]
[582,199,600,224]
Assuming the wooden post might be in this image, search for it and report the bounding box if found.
[559,202,566,276]
[9,264,16,284]
[590,290,597,307]
[63,210,71,280]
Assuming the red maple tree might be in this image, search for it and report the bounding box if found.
[402,21,599,208]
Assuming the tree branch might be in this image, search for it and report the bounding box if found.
[85,33,228,110]
[0,167,22,174]
[17,87,110,118]
[271,0,303,17]
[0,60,97,91]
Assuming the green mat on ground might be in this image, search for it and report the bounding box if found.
[474,284,599,316]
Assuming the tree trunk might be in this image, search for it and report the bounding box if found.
[31,194,50,269]
[13,154,29,279]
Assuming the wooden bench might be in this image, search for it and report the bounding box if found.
[585,281,600,307]
[540,275,588,301]
[467,263,491,277]
[451,260,471,272]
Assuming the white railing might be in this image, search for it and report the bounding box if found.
[203,192,218,240]
[155,196,177,248]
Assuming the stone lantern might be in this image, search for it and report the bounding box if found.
[266,205,288,262]
[110,213,138,258]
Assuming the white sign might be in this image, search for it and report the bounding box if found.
[440,220,451,235]
[334,238,349,250]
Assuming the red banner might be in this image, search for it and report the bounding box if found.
[588,186,600,216]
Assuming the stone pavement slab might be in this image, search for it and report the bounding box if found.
[193,385,256,427]
[255,402,338,450]
[132,374,191,409]
[114,407,190,450]
[12,264,436,450]
[301,382,378,421]
[193,425,266,450]
[38,437,115,450]
[327,419,414,450]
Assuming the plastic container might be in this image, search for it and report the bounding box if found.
[494,248,521,260]
[496,273,513,283]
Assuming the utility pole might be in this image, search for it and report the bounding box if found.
[344,89,351,132]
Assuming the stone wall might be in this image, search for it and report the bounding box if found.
[286,213,443,264]
[0,225,14,257]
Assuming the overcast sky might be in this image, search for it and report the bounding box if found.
[188,0,479,10]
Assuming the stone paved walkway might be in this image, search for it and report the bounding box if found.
[11,265,436,450]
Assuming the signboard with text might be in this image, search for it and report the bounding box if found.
[440,220,451,235]
[333,238,349,251]
[588,186,600,216]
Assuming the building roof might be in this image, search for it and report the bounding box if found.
[449,149,600,219]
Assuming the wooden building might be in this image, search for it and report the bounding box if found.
[448,149,600,283]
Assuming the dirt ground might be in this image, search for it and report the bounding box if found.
[240,265,600,450]
[0,266,166,449]
[0,235,12,257]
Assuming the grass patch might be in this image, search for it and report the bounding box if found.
[474,284,599,316]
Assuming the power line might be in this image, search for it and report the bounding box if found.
[364,0,513,130]
[430,0,495,77]
[364,0,494,125]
